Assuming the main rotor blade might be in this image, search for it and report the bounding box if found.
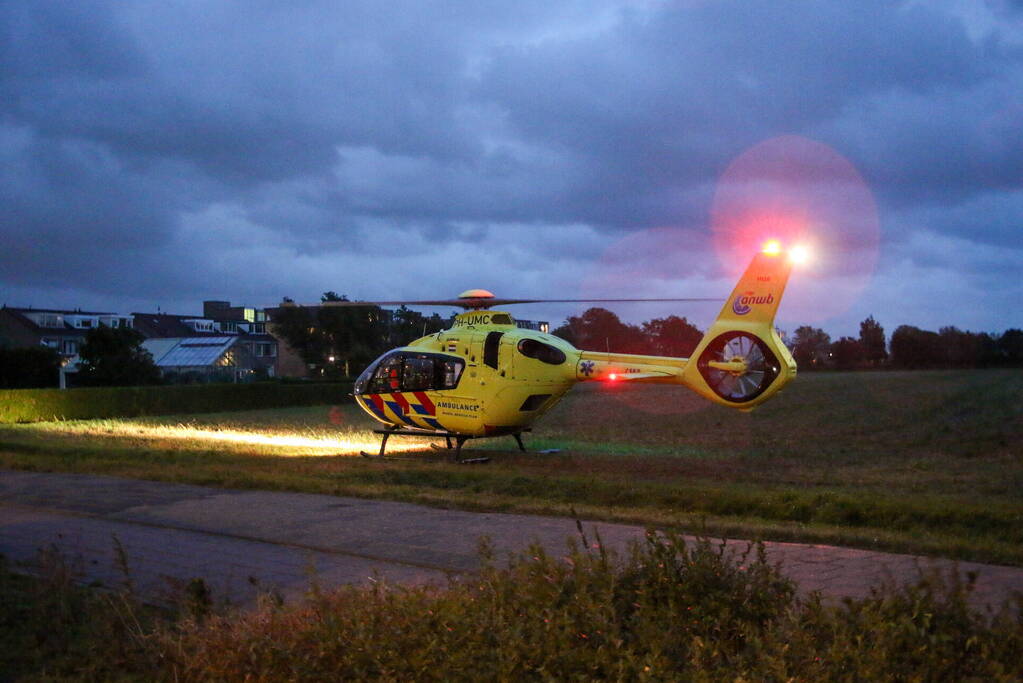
[490,297,722,305]
[274,297,722,311]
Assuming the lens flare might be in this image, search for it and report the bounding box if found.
[711,135,880,322]
[762,239,782,255]
[788,244,811,265]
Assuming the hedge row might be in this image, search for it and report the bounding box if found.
[0,382,353,423]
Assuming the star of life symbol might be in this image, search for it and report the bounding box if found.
[579,360,595,376]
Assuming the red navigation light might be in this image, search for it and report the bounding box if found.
[608,373,618,381]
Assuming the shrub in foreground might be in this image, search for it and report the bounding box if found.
[160,533,1022,681]
[3,534,1021,680]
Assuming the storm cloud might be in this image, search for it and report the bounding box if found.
[1,0,1020,335]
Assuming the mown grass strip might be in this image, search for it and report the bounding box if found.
[1,370,1021,565]
[2,438,1021,566]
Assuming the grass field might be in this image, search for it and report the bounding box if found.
[1,369,1021,565]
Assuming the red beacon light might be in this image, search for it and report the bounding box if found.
[608,373,618,381]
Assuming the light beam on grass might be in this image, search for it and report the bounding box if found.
[151,426,392,455]
[48,422,420,456]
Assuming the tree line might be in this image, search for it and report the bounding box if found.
[271,294,449,379]
[550,309,1023,371]
[4,300,1020,389]
[270,298,709,375]
[789,316,1023,370]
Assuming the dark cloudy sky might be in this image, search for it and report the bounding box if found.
[2,0,1021,338]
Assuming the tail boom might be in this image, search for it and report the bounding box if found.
[568,247,798,408]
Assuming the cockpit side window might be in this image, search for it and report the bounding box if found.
[440,359,464,389]
[402,356,433,392]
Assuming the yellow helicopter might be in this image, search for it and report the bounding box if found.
[319,241,804,462]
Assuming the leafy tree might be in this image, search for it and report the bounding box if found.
[269,304,318,366]
[641,316,703,357]
[975,332,1002,368]
[0,346,61,388]
[270,294,390,378]
[550,322,577,347]
[938,326,983,368]
[998,329,1023,366]
[889,325,942,369]
[390,306,448,346]
[830,337,865,370]
[76,327,161,386]
[553,308,647,354]
[791,326,831,369]
[858,315,887,366]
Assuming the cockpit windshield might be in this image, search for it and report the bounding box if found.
[355,351,465,394]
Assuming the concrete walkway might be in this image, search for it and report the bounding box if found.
[1,470,1020,610]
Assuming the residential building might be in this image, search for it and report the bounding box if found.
[0,306,133,359]
[142,336,261,382]
[515,318,550,333]
[133,309,278,380]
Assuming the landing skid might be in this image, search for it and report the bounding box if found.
[360,427,530,464]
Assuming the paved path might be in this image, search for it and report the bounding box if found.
[1,470,1020,610]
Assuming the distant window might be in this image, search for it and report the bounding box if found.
[491,313,513,325]
[255,342,276,357]
[61,340,78,355]
[250,323,266,334]
[38,314,62,328]
[517,338,566,365]
[217,347,238,367]
[76,319,93,329]
[41,338,59,349]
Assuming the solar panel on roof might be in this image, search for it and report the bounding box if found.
[146,337,237,367]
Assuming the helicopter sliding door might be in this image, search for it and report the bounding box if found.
[481,331,518,379]
[483,332,502,369]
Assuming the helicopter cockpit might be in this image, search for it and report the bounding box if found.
[354,350,465,394]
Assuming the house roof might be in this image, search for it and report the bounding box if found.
[143,336,237,368]
[0,308,89,337]
[131,313,220,338]
[3,307,114,316]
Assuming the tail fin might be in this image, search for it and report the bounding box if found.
[680,247,798,409]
